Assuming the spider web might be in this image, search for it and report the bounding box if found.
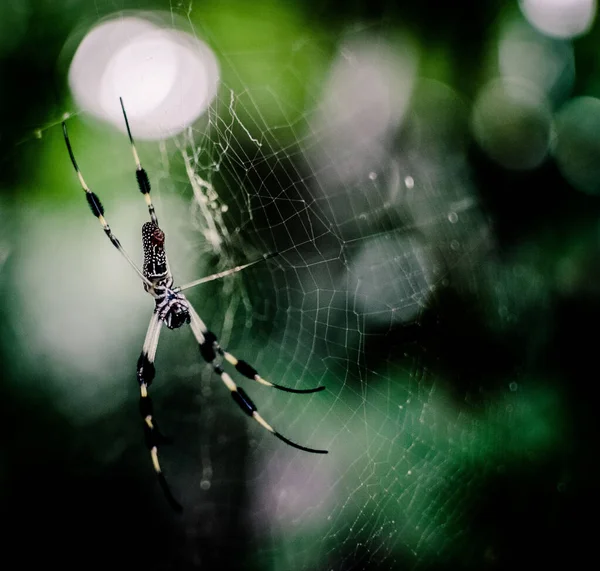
[139,8,542,570]
[3,3,572,571]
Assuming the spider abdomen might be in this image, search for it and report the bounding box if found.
[142,221,168,281]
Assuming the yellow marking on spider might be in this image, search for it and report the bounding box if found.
[255,376,273,387]
[144,193,153,206]
[145,416,154,429]
[77,171,89,190]
[132,146,141,169]
[141,384,148,398]
[151,447,161,473]
[220,371,236,392]
[224,353,271,385]
[253,412,274,433]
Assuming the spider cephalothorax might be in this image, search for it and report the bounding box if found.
[62,97,328,512]
[154,277,191,329]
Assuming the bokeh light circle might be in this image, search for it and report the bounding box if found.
[519,0,596,39]
[67,13,219,139]
[498,20,575,105]
[471,78,552,170]
[554,96,600,195]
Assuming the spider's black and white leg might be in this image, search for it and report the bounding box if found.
[177,251,279,292]
[62,122,153,289]
[137,312,182,511]
[187,304,328,454]
[120,97,158,225]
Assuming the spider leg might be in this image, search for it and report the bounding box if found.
[187,304,328,454]
[188,304,324,394]
[62,121,152,289]
[120,97,158,226]
[137,312,182,511]
[178,251,279,292]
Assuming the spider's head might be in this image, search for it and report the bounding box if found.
[151,226,165,245]
[142,221,165,247]
[165,301,191,329]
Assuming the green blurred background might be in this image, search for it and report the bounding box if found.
[0,1,597,570]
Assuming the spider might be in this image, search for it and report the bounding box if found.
[62,99,327,510]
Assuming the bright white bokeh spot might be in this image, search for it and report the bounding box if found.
[519,0,596,38]
[68,13,219,139]
[471,78,552,170]
[100,35,179,116]
[554,96,600,195]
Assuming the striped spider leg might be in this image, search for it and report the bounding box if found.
[62,100,328,510]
